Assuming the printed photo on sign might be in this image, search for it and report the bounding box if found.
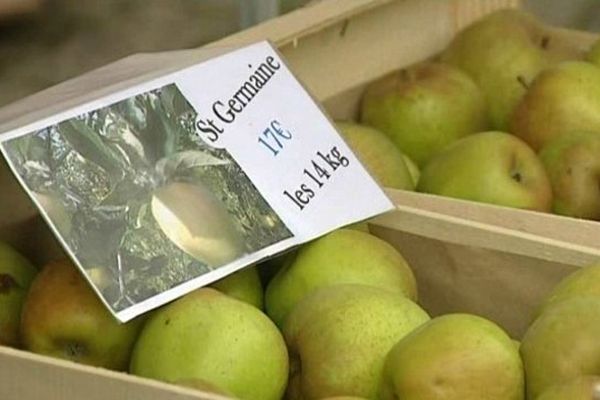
[1,83,292,313]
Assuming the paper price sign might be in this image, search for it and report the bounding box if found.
[0,41,393,321]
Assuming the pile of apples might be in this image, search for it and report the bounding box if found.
[3,7,600,400]
[3,215,600,400]
[343,8,600,221]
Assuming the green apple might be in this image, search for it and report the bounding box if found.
[265,228,417,327]
[130,288,288,400]
[520,297,600,399]
[20,259,144,370]
[210,265,263,309]
[539,132,600,219]
[0,241,37,347]
[535,263,600,317]
[536,375,600,400]
[335,122,415,190]
[283,284,429,399]
[151,181,246,267]
[417,131,552,211]
[360,62,488,166]
[442,9,580,131]
[587,39,600,66]
[511,61,600,151]
[380,313,524,400]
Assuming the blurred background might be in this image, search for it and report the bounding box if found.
[0,0,598,108]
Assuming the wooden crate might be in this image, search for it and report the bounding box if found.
[0,0,42,19]
[1,0,598,399]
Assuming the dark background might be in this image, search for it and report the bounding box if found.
[0,0,597,108]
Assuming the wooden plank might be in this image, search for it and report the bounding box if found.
[212,0,395,48]
[0,346,226,400]
[371,190,600,266]
[0,0,42,17]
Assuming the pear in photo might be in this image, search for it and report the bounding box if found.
[520,297,600,400]
[336,122,415,190]
[380,314,524,400]
[511,61,600,151]
[151,181,246,267]
[360,62,488,167]
[130,288,288,400]
[417,131,552,211]
[265,229,417,327]
[539,132,600,220]
[283,284,429,399]
[0,241,37,347]
[443,9,581,131]
[20,259,144,370]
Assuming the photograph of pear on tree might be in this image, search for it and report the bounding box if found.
[1,83,292,313]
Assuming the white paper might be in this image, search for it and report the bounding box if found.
[0,41,393,321]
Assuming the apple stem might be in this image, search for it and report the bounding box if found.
[64,342,87,359]
[516,75,529,90]
[511,171,522,183]
[540,36,550,50]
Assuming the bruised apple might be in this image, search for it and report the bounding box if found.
[539,132,600,219]
[20,259,144,370]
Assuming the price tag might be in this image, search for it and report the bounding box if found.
[0,41,393,321]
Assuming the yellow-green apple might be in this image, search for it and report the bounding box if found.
[335,122,415,190]
[536,375,600,400]
[380,313,524,400]
[20,259,144,370]
[535,264,600,317]
[417,131,552,211]
[520,297,600,399]
[283,284,429,399]
[538,132,600,219]
[130,288,288,400]
[360,62,488,166]
[210,265,263,309]
[265,228,417,327]
[442,9,580,131]
[0,241,37,347]
[151,181,246,267]
[511,61,600,151]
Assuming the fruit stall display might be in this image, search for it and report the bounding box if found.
[2,0,600,399]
